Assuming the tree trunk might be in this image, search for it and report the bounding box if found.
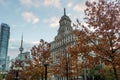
[84,68,87,80]
[41,73,43,80]
[112,65,119,80]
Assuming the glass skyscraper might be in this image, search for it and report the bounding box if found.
[0,23,10,71]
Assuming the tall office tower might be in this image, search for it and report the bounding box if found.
[6,56,11,71]
[0,23,10,71]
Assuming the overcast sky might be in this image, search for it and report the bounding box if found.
[0,0,95,59]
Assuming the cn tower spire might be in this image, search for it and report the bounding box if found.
[19,34,24,54]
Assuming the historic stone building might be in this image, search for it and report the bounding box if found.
[50,8,75,65]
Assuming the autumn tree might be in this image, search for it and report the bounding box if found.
[53,45,82,80]
[72,0,120,80]
[5,60,26,80]
[5,70,15,80]
[53,53,77,80]
[53,53,67,79]
[67,46,82,79]
[24,39,52,80]
[0,72,2,80]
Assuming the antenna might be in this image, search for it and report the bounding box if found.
[64,8,66,15]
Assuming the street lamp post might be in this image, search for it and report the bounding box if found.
[42,57,51,80]
[44,63,48,80]
[13,67,22,80]
[15,70,18,80]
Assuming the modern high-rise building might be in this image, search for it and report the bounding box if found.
[0,23,10,71]
[6,56,11,71]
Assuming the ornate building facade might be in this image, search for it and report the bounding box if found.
[50,8,76,80]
